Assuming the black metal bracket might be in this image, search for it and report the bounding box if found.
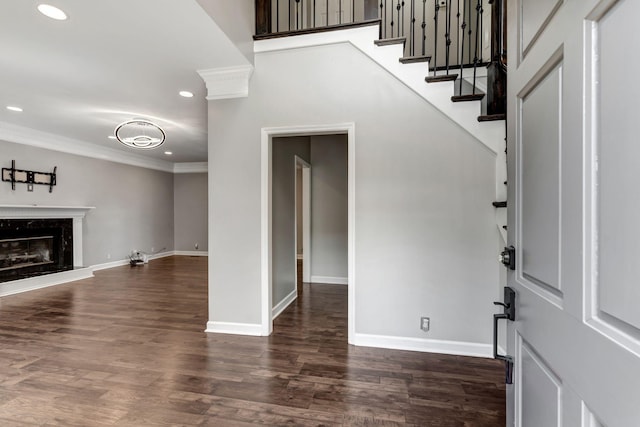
[1,160,57,193]
[493,286,516,384]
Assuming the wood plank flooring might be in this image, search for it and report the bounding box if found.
[0,256,505,426]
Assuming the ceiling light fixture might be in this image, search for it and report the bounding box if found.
[6,106,23,112]
[164,151,173,155]
[114,119,165,149]
[179,91,194,98]
[37,4,68,20]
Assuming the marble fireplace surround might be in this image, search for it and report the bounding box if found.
[0,205,95,296]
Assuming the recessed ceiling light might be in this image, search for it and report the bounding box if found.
[108,135,117,139]
[179,91,194,98]
[37,4,68,20]
[164,151,173,155]
[6,106,23,112]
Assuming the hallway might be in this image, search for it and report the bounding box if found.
[0,256,505,425]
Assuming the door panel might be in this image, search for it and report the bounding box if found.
[507,0,640,426]
[520,63,562,298]
[597,0,640,331]
[518,336,561,427]
[520,0,563,56]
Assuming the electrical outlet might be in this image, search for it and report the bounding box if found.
[195,243,199,250]
[420,317,430,332]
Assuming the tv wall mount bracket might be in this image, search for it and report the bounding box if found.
[2,160,57,193]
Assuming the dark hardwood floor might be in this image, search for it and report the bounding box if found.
[0,256,505,426]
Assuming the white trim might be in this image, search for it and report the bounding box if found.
[272,288,298,320]
[91,259,131,271]
[205,321,263,336]
[173,162,208,174]
[353,333,493,358]
[261,123,356,342]
[174,250,208,257]
[0,121,175,172]
[0,267,94,297]
[197,65,254,100]
[310,276,348,285]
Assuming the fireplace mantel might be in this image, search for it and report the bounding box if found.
[0,205,95,268]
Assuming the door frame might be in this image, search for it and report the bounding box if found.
[294,155,312,284]
[260,123,356,340]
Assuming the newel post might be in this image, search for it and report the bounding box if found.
[255,0,272,36]
[486,0,507,116]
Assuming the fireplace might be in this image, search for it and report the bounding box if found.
[0,218,74,283]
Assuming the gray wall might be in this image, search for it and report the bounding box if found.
[310,135,348,282]
[0,139,174,266]
[174,173,208,252]
[272,136,310,307]
[207,42,498,345]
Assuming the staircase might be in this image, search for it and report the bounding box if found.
[254,0,507,241]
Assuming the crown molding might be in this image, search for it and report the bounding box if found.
[197,64,254,100]
[173,162,208,173]
[0,121,175,173]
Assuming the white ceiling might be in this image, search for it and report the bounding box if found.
[0,0,250,164]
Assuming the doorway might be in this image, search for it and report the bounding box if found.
[260,123,355,340]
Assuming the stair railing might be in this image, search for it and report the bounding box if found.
[254,0,506,117]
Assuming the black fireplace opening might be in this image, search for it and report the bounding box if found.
[0,219,73,283]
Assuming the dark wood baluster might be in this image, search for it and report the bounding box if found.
[255,0,272,35]
[381,0,386,38]
[456,0,460,67]
[433,0,439,76]
[479,0,483,62]
[485,0,507,116]
[421,0,427,55]
[295,0,300,30]
[401,1,405,40]
[353,0,356,22]
[390,0,395,36]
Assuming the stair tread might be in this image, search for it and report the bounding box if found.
[478,114,506,122]
[451,93,485,102]
[399,55,431,64]
[492,201,507,208]
[425,73,459,83]
[374,37,406,46]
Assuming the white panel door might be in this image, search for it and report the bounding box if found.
[506,0,640,426]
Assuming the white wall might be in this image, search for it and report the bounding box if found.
[310,134,348,283]
[207,41,498,349]
[272,136,310,309]
[0,139,174,266]
[174,173,208,252]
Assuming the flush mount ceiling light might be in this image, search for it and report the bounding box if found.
[164,151,173,155]
[179,91,194,98]
[114,119,165,149]
[6,106,23,112]
[37,4,68,20]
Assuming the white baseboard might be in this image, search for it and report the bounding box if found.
[205,321,263,336]
[353,333,493,358]
[147,251,175,261]
[0,267,94,297]
[92,259,130,271]
[174,250,208,257]
[272,288,297,320]
[310,275,348,285]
